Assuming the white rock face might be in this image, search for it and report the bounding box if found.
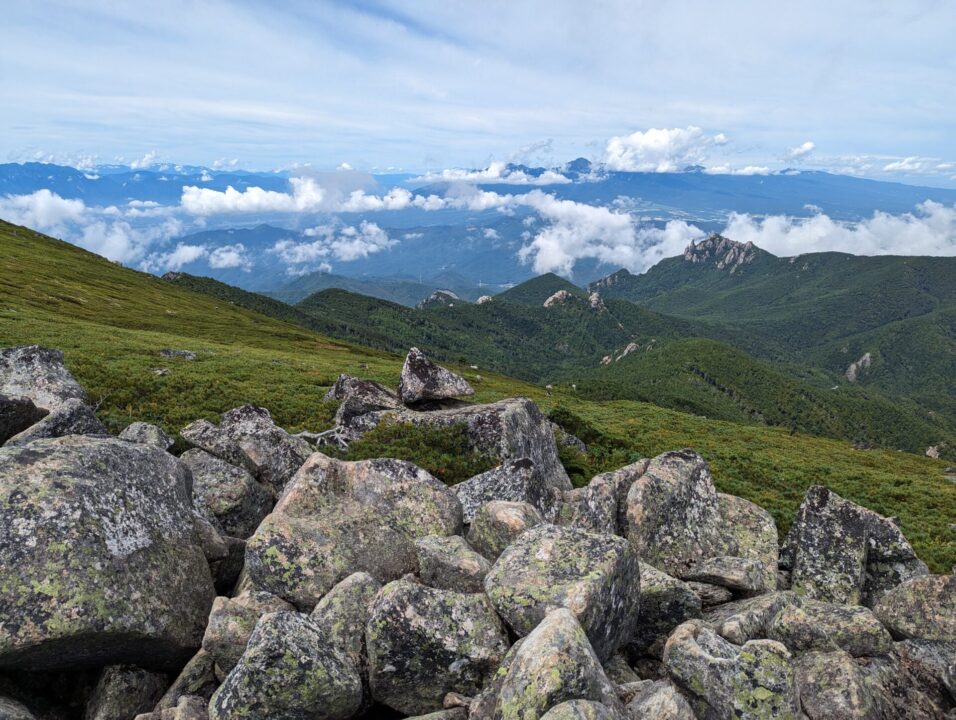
[845,352,872,383]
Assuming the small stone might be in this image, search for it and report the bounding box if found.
[118,421,174,451]
[467,500,543,560]
[624,679,696,720]
[399,347,474,404]
[154,649,218,710]
[415,535,491,593]
[540,700,625,719]
[85,665,168,720]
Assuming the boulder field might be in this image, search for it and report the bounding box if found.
[0,345,952,719]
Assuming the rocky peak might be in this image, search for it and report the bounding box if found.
[417,289,460,310]
[683,234,759,273]
[588,292,607,313]
[543,289,575,308]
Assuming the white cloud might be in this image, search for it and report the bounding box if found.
[483,228,499,239]
[209,243,252,270]
[788,141,816,160]
[412,161,570,185]
[200,170,213,182]
[883,156,932,173]
[129,151,158,169]
[0,189,86,235]
[180,176,325,215]
[706,165,772,176]
[603,126,724,172]
[212,158,239,169]
[720,201,956,257]
[271,221,396,271]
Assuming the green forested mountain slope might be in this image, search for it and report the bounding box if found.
[496,272,587,305]
[1,220,953,571]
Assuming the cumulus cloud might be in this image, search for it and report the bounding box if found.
[720,201,956,257]
[209,243,252,270]
[706,165,772,176]
[180,176,325,215]
[483,228,499,239]
[0,189,86,235]
[788,141,815,160]
[603,126,724,172]
[129,151,158,169]
[412,161,570,185]
[271,221,396,273]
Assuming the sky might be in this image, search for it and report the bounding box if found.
[2,0,956,187]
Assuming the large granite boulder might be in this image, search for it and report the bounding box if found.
[704,592,799,645]
[622,680,696,720]
[357,398,572,493]
[214,405,312,494]
[366,578,509,715]
[324,374,400,423]
[567,460,647,535]
[3,398,107,446]
[624,450,729,577]
[873,575,956,642]
[795,650,876,720]
[684,556,767,593]
[0,436,216,670]
[782,486,927,606]
[85,665,167,720]
[209,611,363,720]
[399,347,474,404]
[467,500,544,560]
[201,591,294,676]
[631,562,702,657]
[154,650,218,710]
[455,459,557,523]
[718,493,778,592]
[415,535,491,593]
[180,419,257,475]
[768,599,893,657]
[663,620,800,720]
[180,449,273,538]
[539,700,625,720]
[480,609,624,720]
[118,422,175,451]
[246,455,461,608]
[0,345,87,410]
[0,394,46,444]
[484,524,641,661]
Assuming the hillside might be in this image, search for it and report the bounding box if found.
[270,269,486,306]
[1,219,952,571]
[495,272,586,305]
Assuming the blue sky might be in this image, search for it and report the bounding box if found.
[2,0,955,186]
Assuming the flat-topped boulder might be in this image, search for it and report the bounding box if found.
[118,421,174,451]
[0,436,215,670]
[0,345,87,410]
[399,347,474,404]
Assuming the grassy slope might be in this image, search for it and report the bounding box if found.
[0,219,953,571]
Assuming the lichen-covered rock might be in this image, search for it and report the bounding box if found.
[861,647,956,719]
[795,650,875,720]
[4,398,107,446]
[718,493,778,592]
[783,486,927,606]
[624,450,729,577]
[0,394,47,444]
[85,665,168,720]
[467,500,543,560]
[180,449,273,538]
[399,347,474,404]
[0,697,37,720]
[119,422,175,451]
[324,373,400,412]
[202,591,294,675]
[631,562,701,657]
[568,460,647,535]
[216,405,312,494]
[484,524,641,661]
[768,599,892,656]
[154,650,218,710]
[603,652,640,684]
[405,711,468,720]
[415,535,491,593]
[455,459,557,523]
[705,592,799,645]
[539,700,624,720]
[489,609,624,720]
[209,611,362,720]
[685,555,766,593]
[0,436,215,670]
[873,575,956,642]
[180,420,257,476]
[663,620,800,720]
[310,572,381,684]
[358,398,571,492]
[893,639,956,703]
[138,695,208,720]
[687,581,733,607]
[623,679,696,720]
[0,345,87,410]
[246,455,461,608]
[366,578,509,715]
